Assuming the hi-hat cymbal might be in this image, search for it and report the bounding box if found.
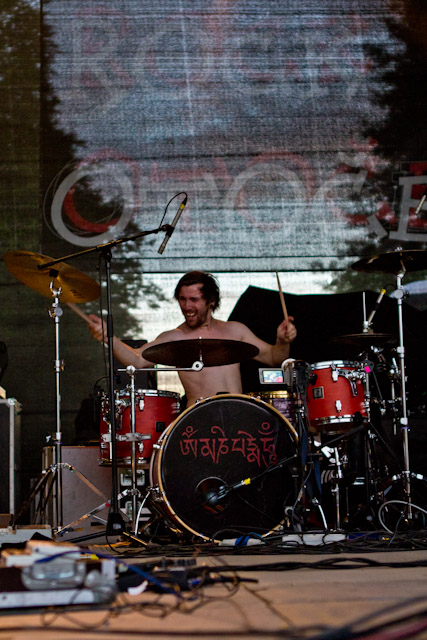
[3,250,100,303]
[352,249,427,274]
[143,338,259,367]
[330,332,396,346]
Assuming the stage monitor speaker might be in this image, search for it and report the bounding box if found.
[0,399,21,514]
[42,446,112,529]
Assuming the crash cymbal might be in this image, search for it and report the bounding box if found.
[352,249,427,274]
[143,338,259,367]
[330,332,396,346]
[3,250,100,303]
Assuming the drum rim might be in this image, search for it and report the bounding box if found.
[151,392,298,463]
[179,393,297,440]
[311,413,366,424]
[116,388,181,398]
[248,390,294,399]
[149,392,298,541]
[310,360,357,369]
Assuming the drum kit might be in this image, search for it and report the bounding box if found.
[3,247,427,542]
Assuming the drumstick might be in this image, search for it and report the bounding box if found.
[65,301,93,325]
[275,271,289,324]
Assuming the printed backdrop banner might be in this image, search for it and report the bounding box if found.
[40,0,427,273]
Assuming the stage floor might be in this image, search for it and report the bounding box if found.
[0,539,426,640]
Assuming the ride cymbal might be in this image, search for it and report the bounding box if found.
[352,249,427,274]
[143,338,259,367]
[330,332,396,346]
[3,250,100,303]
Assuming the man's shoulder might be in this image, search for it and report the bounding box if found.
[216,318,251,338]
[154,326,186,343]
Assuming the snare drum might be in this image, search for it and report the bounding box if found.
[149,394,298,541]
[306,361,367,434]
[100,389,181,465]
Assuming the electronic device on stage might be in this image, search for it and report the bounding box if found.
[258,367,292,386]
[0,568,116,608]
[0,540,117,608]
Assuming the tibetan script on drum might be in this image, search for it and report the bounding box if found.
[179,422,278,467]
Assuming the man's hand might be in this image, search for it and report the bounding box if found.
[276,316,297,345]
[88,314,107,343]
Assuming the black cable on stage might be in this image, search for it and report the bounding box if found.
[190,555,427,574]
[308,595,427,640]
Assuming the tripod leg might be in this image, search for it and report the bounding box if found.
[12,467,55,526]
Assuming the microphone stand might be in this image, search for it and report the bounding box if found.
[37,224,170,535]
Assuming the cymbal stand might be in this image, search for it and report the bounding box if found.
[361,360,372,424]
[388,355,400,436]
[48,279,65,529]
[393,270,412,518]
[38,223,176,537]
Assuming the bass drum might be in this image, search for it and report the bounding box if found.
[149,394,298,541]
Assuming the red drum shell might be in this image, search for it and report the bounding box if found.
[149,393,298,541]
[306,361,367,434]
[100,389,181,465]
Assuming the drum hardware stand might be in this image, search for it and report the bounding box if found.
[113,361,204,539]
[362,288,386,334]
[302,434,350,532]
[329,446,344,530]
[356,291,413,525]
[19,278,69,530]
[30,278,102,529]
[311,422,369,531]
[387,355,401,436]
[282,359,331,530]
[294,447,327,532]
[114,365,145,533]
[352,250,427,527]
[55,487,145,545]
[38,223,174,538]
[282,359,310,441]
[48,280,65,528]
[392,268,413,519]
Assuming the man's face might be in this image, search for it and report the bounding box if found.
[177,284,212,328]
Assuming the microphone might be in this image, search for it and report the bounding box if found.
[158,195,187,255]
[366,287,386,328]
[414,186,427,216]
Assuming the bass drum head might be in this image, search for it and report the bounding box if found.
[150,394,298,541]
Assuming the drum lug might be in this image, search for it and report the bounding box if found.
[117,433,151,442]
[348,378,358,396]
[337,369,359,396]
[335,400,342,413]
[149,485,162,502]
